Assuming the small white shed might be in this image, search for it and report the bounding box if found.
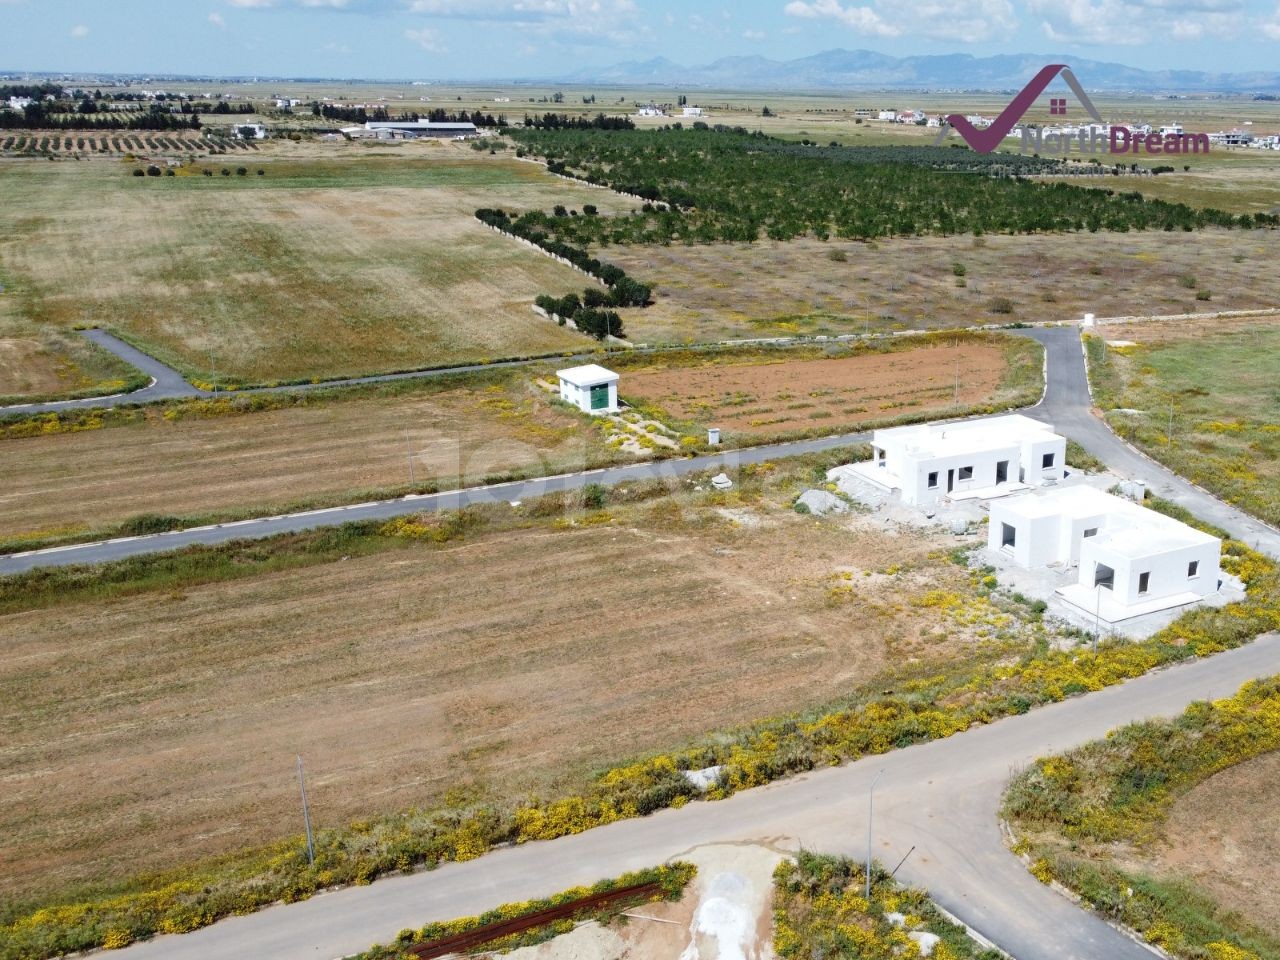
[556,364,619,414]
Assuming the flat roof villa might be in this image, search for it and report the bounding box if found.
[989,486,1223,623]
[837,415,1067,508]
[556,364,619,414]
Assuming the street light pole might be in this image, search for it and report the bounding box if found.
[297,755,315,867]
[866,769,885,902]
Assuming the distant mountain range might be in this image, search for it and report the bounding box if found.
[561,50,1280,93]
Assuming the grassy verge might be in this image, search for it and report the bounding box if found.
[3,465,1276,958]
[1085,325,1280,527]
[347,863,694,960]
[1004,678,1280,960]
[774,852,1001,960]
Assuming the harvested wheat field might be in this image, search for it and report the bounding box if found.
[0,497,1000,902]
[0,141,639,392]
[624,342,1018,436]
[609,229,1279,343]
[1151,750,1280,932]
[0,377,602,545]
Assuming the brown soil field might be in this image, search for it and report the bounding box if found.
[1152,750,1280,932]
[607,229,1278,344]
[624,343,1009,436]
[0,140,639,393]
[0,379,600,544]
[0,498,996,902]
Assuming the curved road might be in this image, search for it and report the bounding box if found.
[115,634,1280,960]
[16,325,1280,958]
[5,327,1278,574]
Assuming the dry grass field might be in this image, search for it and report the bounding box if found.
[0,140,639,395]
[624,342,1009,435]
[1090,313,1280,526]
[607,229,1279,344]
[1154,750,1280,933]
[0,376,601,545]
[0,492,1000,902]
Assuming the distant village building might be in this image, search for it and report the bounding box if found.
[989,486,1223,622]
[681,106,704,118]
[232,123,269,140]
[273,98,302,109]
[557,364,620,414]
[636,104,665,117]
[877,109,898,121]
[6,96,33,111]
[838,415,1067,509]
[342,120,478,140]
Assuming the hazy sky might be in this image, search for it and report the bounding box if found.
[2,0,1279,79]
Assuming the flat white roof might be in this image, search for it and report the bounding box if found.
[364,120,477,130]
[556,364,619,387]
[876,415,1060,459]
[999,487,1218,555]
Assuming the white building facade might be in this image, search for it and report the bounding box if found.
[556,364,619,414]
[989,486,1221,620]
[859,415,1066,507]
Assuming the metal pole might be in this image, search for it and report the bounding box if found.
[297,755,315,867]
[1094,585,1101,653]
[405,432,415,487]
[867,769,885,901]
[1167,402,1174,447]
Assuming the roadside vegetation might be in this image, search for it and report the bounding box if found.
[3,445,1278,957]
[1005,677,1280,960]
[773,852,1000,960]
[1086,317,1280,526]
[347,863,694,960]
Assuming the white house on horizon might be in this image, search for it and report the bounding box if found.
[556,364,619,414]
[989,486,1222,622]
[847,415,1066,508]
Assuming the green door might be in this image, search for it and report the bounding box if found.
[590,383,610,410]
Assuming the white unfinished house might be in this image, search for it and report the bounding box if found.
[556,364,619,414]
[989,486,1222,621]
[849,415,1066,507]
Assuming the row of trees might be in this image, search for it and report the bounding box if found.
[0,103,201,131]
[534,294,624,339]
[521,112,635,131]
[310,104,507,126]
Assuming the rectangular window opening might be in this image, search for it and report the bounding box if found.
[927,471,939,489]
[1083,527,1098,538]
[1001,522,1016,549]
[1042,452,1056,469]
[1138,571,1150,595]
[958,466,974,481]
[1188,560,1199,579]
[1094,563,1115,590]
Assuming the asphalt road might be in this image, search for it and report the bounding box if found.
[6,326,1278,574]
[114,632,1280,960]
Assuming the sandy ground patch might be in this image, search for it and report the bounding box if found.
[1151,750,1280,932]
[623,345,1006,435]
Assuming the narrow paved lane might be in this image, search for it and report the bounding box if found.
[113,633,1280,960]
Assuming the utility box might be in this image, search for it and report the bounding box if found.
[708,427,721,445]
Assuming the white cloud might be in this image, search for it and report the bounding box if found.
[406,0,644,43]
[1264,4,1280,38]
[70,23,89,37]
[784,0,1016,42]
[1029,0,1243,44]
[743,28,767,39]
[784,0,900,37]
[405,26,444,51]
[209,11,227,26]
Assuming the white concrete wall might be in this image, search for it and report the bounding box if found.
[988,508,1061,567]
[1021,436,1067,485]
[558,379,618,414]
[1079,540,1220,605]
[902,445,1020,506]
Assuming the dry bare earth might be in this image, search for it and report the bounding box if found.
[0,503,988,903]
[1151,750,1280,933]
[0,141,639,394]
[0,380,596,544]
[624,344,1006,435]
[607,230,1278,344]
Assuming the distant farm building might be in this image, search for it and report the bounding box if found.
[557,364,620,414]
[232,123,269,140]
[342,120,479,140]
[682,106,704,118]
[841,415,1067,508]
[636,104,666,117]
[989,486,1223,622]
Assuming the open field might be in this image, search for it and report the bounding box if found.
[608,230,1279,342]
[0,482,1003,904]
[0,374,603,547]
[1049,153,1280,215]
[0,140,639,395]
[1157,750,1280,934]
[1089,313,1280,526]
[624,342,1010,436]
